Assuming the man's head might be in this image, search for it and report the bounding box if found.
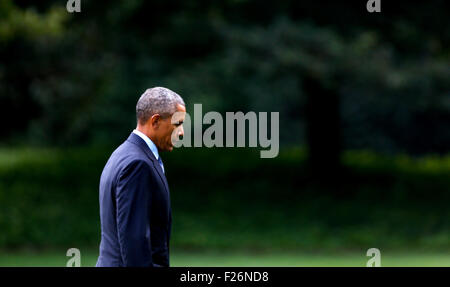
[136,87,186,152]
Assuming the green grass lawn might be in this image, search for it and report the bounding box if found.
[1,249,450,267]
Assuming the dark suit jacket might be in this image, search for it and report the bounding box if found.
[96,132,172,267]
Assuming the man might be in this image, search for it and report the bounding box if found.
[96,87,186,267]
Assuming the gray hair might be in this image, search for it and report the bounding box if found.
[136,87,185,124]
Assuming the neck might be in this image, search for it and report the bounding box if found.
[136,125,158,146]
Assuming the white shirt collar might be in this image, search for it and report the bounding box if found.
[132,129,160,161]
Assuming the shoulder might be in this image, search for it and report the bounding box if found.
[112,139,150,164]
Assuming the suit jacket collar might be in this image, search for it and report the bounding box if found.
[126,132,170,193]
[132,129,161,161]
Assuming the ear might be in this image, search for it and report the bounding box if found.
[150,114,161,129]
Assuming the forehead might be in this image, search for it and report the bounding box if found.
[171,104,186,122]
[176,104,186,113]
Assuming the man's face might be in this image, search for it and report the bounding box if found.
[156,104,186,152]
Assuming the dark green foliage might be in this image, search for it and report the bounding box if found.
[0,0,449,253]
[0,147,449,251]
[0,1,449,155]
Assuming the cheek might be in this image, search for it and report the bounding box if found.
[167,127,176,140]
[170,130,178,142]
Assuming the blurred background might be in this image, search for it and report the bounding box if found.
[0,0,449,266]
